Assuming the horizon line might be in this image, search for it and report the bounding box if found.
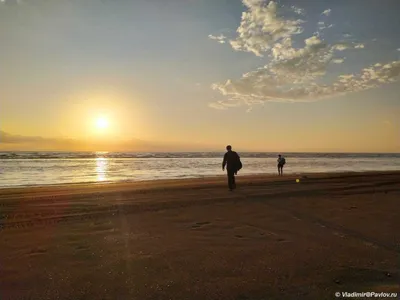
[1,150,399,154]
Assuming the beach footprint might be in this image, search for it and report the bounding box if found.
[28,248,47,256]
[233,225,273,240]
[191,221,211,229]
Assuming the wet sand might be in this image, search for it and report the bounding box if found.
[1,171,399,299]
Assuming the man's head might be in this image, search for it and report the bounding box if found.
[278,154,281,158]
[226,145,232,151]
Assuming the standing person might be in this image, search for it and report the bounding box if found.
[222,145,241,191]
[277,154,286,176]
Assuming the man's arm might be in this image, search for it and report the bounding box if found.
[222,153,227,170]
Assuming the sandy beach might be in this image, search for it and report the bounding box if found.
[1,171,399,300]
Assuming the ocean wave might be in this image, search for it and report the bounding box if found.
[0,151,399,160]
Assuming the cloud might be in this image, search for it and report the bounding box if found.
[317,21,326,30]
[332,58,345,64]
[397,48,400,51]
[211,61,400,108]
[1,131,46,144]
[207,1,400,110]
[227,1,304,57]
[206,0,400,109]
[321,9,332,16]
[333,43,350,51]
[317,22,334,32]
[208,34,227,44]
[0,0,23,4]
[0,131,222,152]
[208,101,228,110]
[0,131,81,150]
[291,5,305,15]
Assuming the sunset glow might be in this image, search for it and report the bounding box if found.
[1,0,399,153]
[95,117,109,131]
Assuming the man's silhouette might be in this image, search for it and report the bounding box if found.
[277,154,286,176]
[222,145,241,191]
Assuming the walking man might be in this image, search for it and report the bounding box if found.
[222,145,241,191]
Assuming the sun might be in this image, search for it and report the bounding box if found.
[96,117,109,130]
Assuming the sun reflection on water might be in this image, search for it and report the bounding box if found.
[95,156,108,182]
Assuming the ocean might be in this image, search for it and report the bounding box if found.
[0,151,399,188]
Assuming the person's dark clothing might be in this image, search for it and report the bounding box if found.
[222,151,240,171]
[277,156,285,176]
[227,169,236,190]
[222,150,240,190]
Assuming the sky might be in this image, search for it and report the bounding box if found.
[1,0,399,152]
